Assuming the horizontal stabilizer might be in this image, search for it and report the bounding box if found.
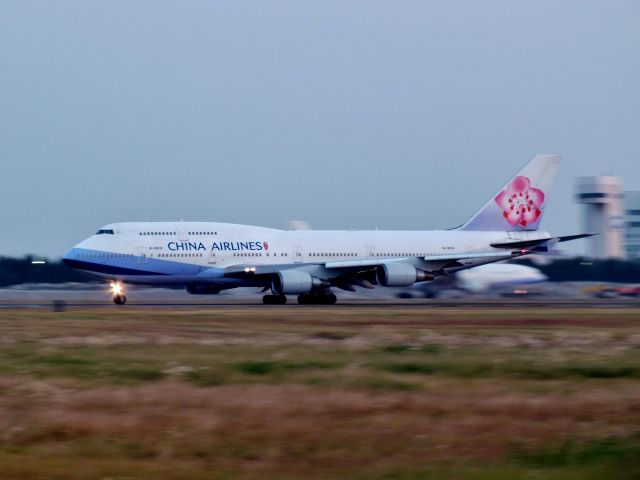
[556,233,595,243]
[491,233,594,249]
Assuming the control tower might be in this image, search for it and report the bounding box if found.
[624,191,640,259]
[575,176,625,259]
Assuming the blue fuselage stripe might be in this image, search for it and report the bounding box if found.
[62,258,167,276]
[62,248,223,280]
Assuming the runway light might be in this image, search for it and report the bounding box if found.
[110,282,123,295]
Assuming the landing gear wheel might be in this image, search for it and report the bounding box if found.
[262,294,287,305]
[297,292,337,305]
[324,293,337,305]
[113,294,127,305]
[297,293,312,305]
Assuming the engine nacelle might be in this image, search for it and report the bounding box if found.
[272,270,329,294]
[376,263,433,287]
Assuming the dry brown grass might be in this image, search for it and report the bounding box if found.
[0,306,639,479]
[1,379,639,475]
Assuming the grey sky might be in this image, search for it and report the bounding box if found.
[1,1,639,258]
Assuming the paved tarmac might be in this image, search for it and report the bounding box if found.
[1,284,639,310]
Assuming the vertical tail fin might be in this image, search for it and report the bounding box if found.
[459,154,561,231]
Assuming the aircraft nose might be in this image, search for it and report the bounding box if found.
[62,248,76,267]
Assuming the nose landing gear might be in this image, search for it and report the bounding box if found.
[113,294,127,305]
[110,282,127,305]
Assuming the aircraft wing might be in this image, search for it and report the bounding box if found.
[221,232,593,278]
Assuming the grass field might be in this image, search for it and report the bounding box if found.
[0,305,639,479]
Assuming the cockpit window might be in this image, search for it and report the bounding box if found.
[96,229,115,235]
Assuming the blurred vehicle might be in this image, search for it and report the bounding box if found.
[398,263,547,298]
[584,284,640,298]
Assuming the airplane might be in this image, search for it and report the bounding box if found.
[397,262,548,299]
[62,154,589,305]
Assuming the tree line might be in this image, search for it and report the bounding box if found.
[0,256,89,287]
[518,257,640,283]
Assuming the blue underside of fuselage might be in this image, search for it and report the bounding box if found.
[62,247,235,285]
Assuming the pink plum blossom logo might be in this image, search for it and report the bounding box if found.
[263,242,269,251]
[494,176,545,227]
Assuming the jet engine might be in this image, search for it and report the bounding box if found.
[272,270,329,294]
[376,263,433,287]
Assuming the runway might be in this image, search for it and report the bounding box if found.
[1,294,640,310]
[4,282,639,309]
[0,298,639,308]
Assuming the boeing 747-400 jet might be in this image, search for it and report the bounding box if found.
[63,155,589,305]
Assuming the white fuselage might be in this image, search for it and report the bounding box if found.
[63,221,549,290]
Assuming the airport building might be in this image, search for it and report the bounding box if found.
[624,191,640,259]
[575,176,626,259]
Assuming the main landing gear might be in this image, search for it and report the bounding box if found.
[110,282,127,305]
[297,292,337,305]
[262,294,287,305]
[262,292,338,305]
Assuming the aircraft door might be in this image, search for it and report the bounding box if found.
[137,246,148,264]
[367,245,376,259]
[208,250,217,264]
[176,223,189,242]
[294,245,302,263]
